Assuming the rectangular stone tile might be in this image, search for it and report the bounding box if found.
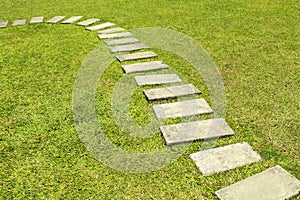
[98,32,132,39]
[46,16,66,24]
[144,84,201,101]
[190,142,261,176]
[12,19,26,26]
[122,60,169,74]
[153,98,213,119]
[61,16,83,24]
[135,74,181,86]
[30,16,44,24]
[215,165,300,200]
[109,43,148,53]
[0,21,8,28]
[105,38,139,46]
[116,51,158,62]
[77,18,100,26]
[160,118,234,145]
[98,27,125,34]
[86,22,115,31]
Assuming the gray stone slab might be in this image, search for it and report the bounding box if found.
[77,18,100,26]
[30,16,43,24]
[98,27,125,34]
[109,43,148,53]
[105,38,139,46]
[190,142,261,176]
[12,19,26,26]
[98,32,132,39]
[86,22,115,31]
[122,60,169,74]
[153,98,213,119]
[116,51,158,62]
[135,74,182,86]
[61,16,83,24]
[215,165,300,200]
[144,84,201,101]
[46,16,66,24]
[160,118,234,145]
[0,21,8,28]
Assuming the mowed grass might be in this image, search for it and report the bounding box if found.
[0,0,299,199]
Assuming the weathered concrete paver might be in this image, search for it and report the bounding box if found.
[0,21,8,28]
[105,38,139,46]
[122,60,169,74]
[144,84,200,101]
[135,74,181,86]
[109,43,148,53]
[99,27,125,34]
[190,142,261,176]
[12,19,26,26]
[46,16,66,24]
[153,98,213,119]
[215,165,300,200]
[86,22,115,31]
[98,32,132,39]
[77,18,100,26]
[30,16,44,24]
[61,16,83,24]
[116,51,157,62]
[160,118,234,145]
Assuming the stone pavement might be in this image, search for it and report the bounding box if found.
[2,15,299,200]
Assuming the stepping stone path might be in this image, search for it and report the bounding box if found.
[61,16,83,24]
[0,20,8,28]
[153,98,213,119]
[160,118,235,145]
[105,37,139,46]
[12,19,26,26]
[144,84,200,101]
[135,74,182,86]
[98,32,132,39]
[190,142,261,176]
[86,22,115,31]
[30,16,44,24]
[122,60,169,74]
[77,18,100,26]
[116,51,157,62]
[46,16,66,24]
[99,27,125,34]
[215,165,300,200]
[2,15,299,200]
[109,43,148,53]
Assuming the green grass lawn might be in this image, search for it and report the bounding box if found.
[0,0,299,199]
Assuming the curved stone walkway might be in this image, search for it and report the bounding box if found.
[1,16,299,199]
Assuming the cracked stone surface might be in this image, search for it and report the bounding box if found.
[153,98,213,119]
[144,84,200,101]
[215,165,300,200]
[160,118,234,145]
[190,142,261,176]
